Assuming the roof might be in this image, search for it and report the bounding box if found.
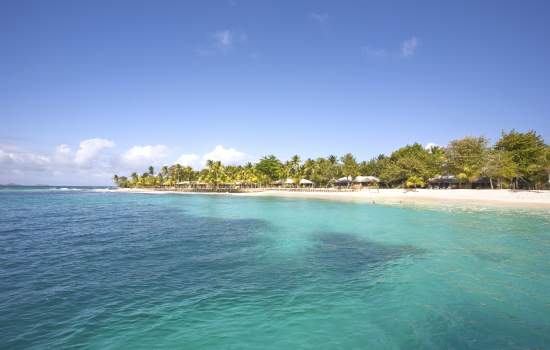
[353,176,380,183]
[335,176,353,184]
[472,177,491,184]
[284,178,295,184]
[429,175,458,183]
[299,179,313,184]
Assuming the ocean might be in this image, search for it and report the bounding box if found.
[1,186,549,349]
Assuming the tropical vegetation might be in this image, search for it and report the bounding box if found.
[114,130,550,190]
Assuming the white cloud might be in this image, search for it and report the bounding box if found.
[0,141,250,185]
[74,138,115,166]
[0,144,50,170]
[362,46,387,57]
[53,144,74,164]
[55,144,72,156]
[401,36,419,57]
[175,153,200,167]
[0,138,120,185]
[424,142,439,152]
[309,12,329,24]
[202,145,247,165]
[121,145,170,167]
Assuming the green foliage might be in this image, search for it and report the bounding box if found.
[446,136,488,181]
[255,155,283,183]
[341,153,359,177]
[379,144,437,186]
[201,160,228,186]
[495,130,549,187]
[406,176,425,189]
[483,150,518,188]
[116,130,549,190]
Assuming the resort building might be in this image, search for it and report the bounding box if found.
[428,175,458,189]
[353,176,380,189]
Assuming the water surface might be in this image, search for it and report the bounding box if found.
[1,187,549,349]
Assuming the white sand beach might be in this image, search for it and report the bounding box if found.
[237,189,550,208]
[117,188,550,209]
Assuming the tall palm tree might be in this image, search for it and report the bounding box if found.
[204,160,226,188]
[175,164,182,182]
[148,166,154,176]
[131,172,139,186]
[290,155,301,175]
[327,155,339,182]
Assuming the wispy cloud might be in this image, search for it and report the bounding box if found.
[309,12,329,24]
[362,46,387,58]
[196,29,247,55]
[362,36,420,59]
[401,36,419,57]
[214,30,234,49]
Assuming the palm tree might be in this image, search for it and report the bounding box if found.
[174,164,182,183]
[341,153,358,181]
[204,160,226,188]
[327,155,339,183]
[131,172,139,187]
[148,166,154,176]
[290,155,301,175]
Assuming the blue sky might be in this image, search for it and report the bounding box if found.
[1,0,549,185]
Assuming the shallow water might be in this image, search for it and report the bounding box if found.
[1,187,550,349]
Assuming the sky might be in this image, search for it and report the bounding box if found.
[1,0,549,185]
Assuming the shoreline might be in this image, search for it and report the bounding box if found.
[116,188,550,209]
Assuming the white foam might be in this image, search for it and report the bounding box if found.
[90,188,115,193]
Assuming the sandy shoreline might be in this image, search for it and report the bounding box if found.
[116,188,550,209]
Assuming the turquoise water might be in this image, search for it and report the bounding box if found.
[1,187,550,349]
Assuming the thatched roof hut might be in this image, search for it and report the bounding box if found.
[334,176,353,186]
[353,176,380,184]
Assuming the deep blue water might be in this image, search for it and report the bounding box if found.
[1,187,550,349]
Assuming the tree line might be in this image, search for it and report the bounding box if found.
[113,130,550,190]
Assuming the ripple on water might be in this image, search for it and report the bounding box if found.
[0,189,549,349]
